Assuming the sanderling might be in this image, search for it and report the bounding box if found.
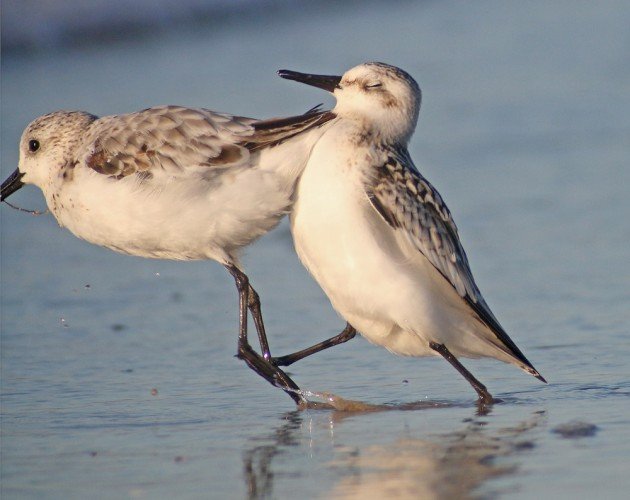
[1,104,336,404]
[278,62,545,404]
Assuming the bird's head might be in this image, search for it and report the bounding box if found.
[1,111,97,201]
[279,62,421,144]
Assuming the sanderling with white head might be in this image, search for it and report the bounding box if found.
[1,103,336,405]
[278,62,545,405]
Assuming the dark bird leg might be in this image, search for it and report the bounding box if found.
[246,284,271,361]
[243,278,357,367]
[225,264,305,405]
[272,323,357,367]
[429,341,495,405]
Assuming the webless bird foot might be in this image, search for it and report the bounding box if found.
[237,343,306,406]
[476,391,496,406]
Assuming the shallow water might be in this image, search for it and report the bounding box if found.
[1,1,629,498]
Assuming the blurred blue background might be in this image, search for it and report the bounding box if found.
[2,1,629,498]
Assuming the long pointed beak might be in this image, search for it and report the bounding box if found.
[278,70,342,93]
[1,169,25,201]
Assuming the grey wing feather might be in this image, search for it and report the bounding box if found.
[242,109,336,151]
[366,147,541,373]
[80,105,335,180]
[367,147,478,299]
[80,105,256,180]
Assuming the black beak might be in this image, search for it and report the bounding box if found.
[278,70,342,93]
[1,169,25,201]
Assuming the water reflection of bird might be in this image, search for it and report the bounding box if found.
[241,406,545,499]
[328,410,546,498]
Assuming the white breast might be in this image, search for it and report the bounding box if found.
[291,123,427,353]
[290,122,505,360]
[50,163,290,264]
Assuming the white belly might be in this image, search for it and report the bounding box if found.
[46,122,329,265]
[290,131,502,359]
[50,165,290,264]
[291,134,424,354]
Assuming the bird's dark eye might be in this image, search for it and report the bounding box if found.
[28,139,40,152]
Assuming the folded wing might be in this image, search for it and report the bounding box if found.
[365,146,544,379]
[79,105,336,181]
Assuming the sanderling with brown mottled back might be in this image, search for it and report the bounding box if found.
[1,102,336,405]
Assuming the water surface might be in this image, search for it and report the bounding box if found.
[2,1,629,498]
